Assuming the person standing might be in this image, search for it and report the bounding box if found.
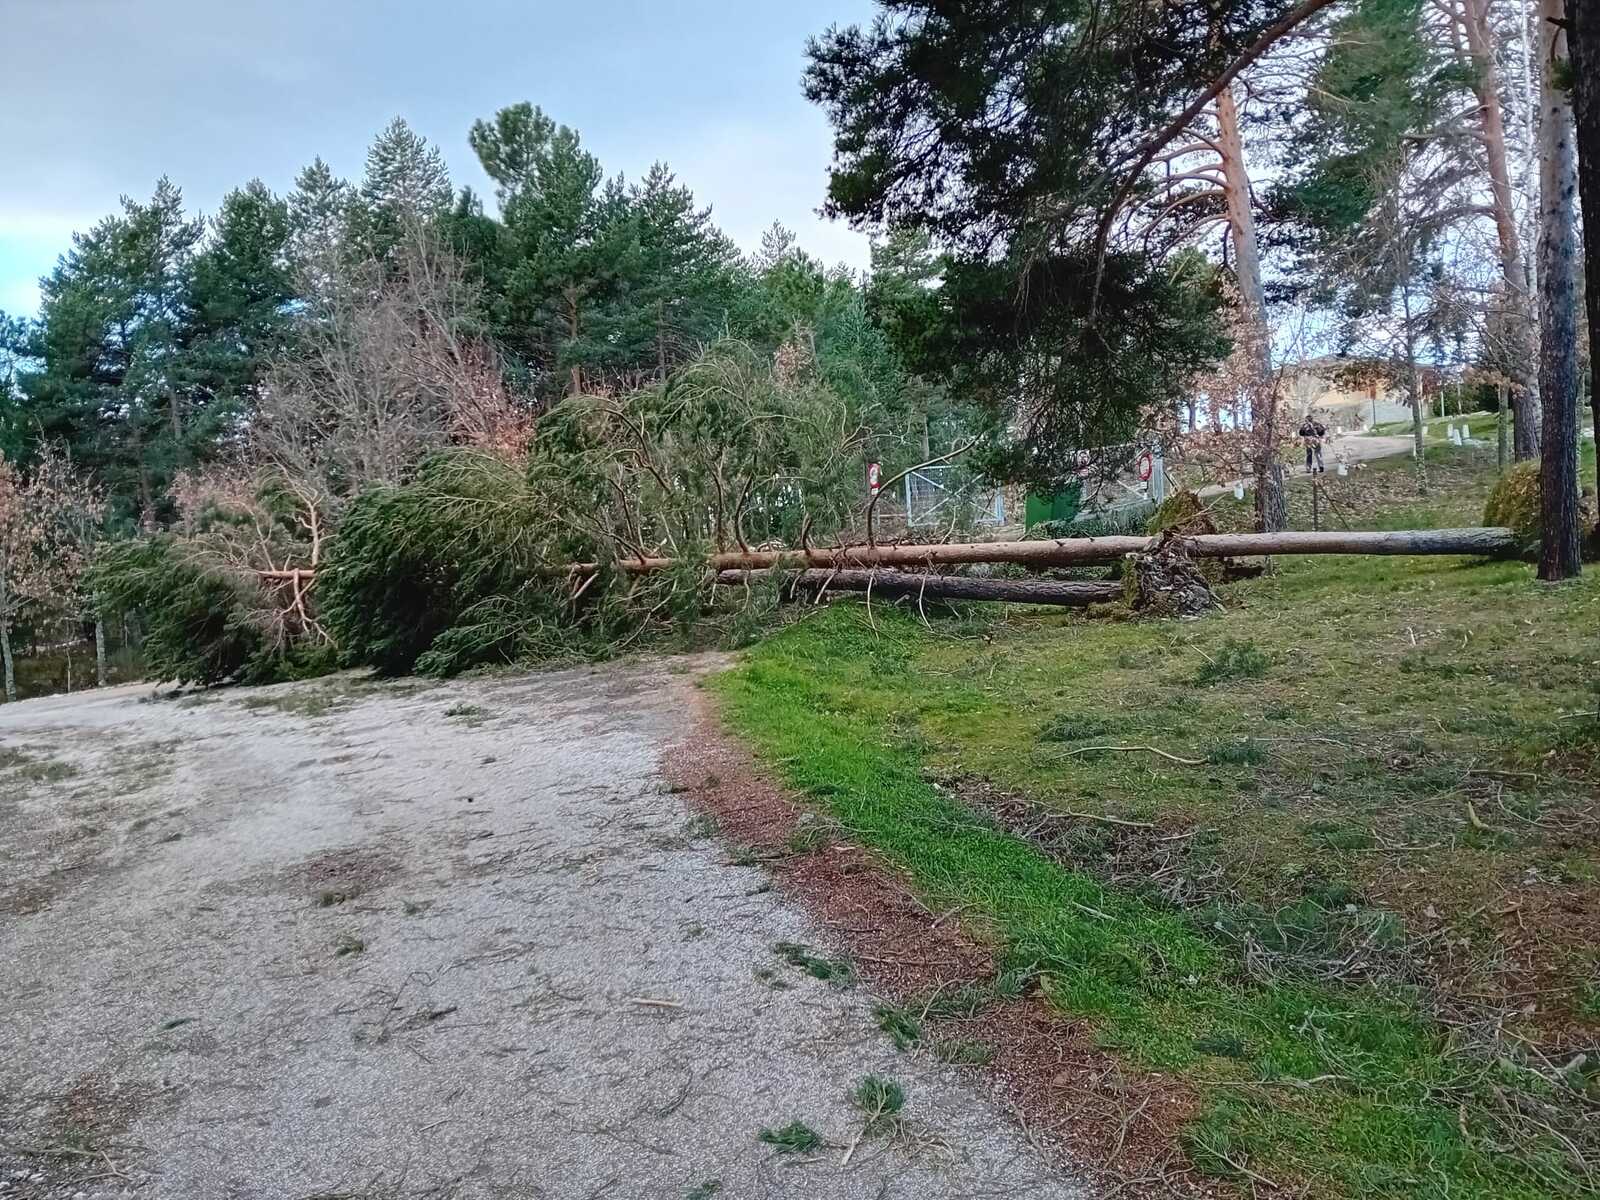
[1298,414,1327,473]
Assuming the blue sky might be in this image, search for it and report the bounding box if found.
[1,0,879,318]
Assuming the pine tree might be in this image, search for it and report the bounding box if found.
[468,102,558,207]
[352,118,453,259]
[287,157,354,282]
[800,0,1306,484]
[468,104,619,396]
[594,163,742,380]
[1536,0,1581,580]
[190,179,294,414]
[19,179,204,524]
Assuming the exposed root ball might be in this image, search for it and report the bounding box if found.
[1122,542,1220,617]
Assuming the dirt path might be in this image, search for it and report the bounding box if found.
[0,664,1081,1200]
[1196,432,1416,497]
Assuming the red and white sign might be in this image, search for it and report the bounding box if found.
[868,462,882,495]
[1137,450,1154,482]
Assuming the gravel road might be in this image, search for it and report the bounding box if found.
[0,663,1082,1200]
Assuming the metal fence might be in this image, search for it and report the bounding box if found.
[1070,442,1168,512]
[904,466,1006,528]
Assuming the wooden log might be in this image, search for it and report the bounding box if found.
[609,527,1518,573]
[716,569,1123,607]
[262,527,1519,586]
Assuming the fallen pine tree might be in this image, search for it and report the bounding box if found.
[595,526,1520,573]
[714,568,1124,607]
[270,525,1520,587]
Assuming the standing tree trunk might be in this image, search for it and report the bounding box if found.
[0,571,14,704]
[95,614,107,688]
[1538,0,1581,581]
[1216,84,1284,531]
[566,292,583,396]
[1461,0,1542,457]
[1400,269,1428,494]
[1569,0,1600,500]
[0,621,13,704]
[1498,380,1510,470]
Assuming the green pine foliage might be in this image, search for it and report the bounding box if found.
[319,338,874,678]
[89,539,289,687]
[316,452,585,677]
[801,3,1252,476]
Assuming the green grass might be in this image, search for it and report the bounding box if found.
[757,1120,822,1155]
[712,444,1600,1199]
[849,1075,906,1136]
[238,688,346,718]
[873,1001,923,1050]
[0,751,80,785]
[773,941,855,988]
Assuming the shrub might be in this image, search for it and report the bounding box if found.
[1482,463,1600,559]
[1147,489,1217,538]
[1038,712,1112,742]
[1192,638,1269,686]
[1205,738,1266,766]
[1482,461,1541,553]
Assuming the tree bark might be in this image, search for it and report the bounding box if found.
[1461,0,1542,448]
[1498,381,1510,470]
[0,617,13,705]
[1538,0,1582,581]
[1401,270,1429,492]
[566,291,583,396]
[95,615,107,688]
[717,569,1123,607]
[1216,84,1285,532]
[1569,0,1600,500]
[582,527,1521,574]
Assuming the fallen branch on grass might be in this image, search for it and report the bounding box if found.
[1063,745,1207,766]
[1059,810,1157,829]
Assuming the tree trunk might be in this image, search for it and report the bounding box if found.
[1216,84,1284,532]
[1498,381,1510,470]
[0,620,13,705]
[1401,273,1428,493]
[1462,0,1542,450]
[1538,0,1582,581]
[137,463,156,531]
[579,527,1522,575]
[1570,0,1600,511]
[567,293,583,396]
[95,615,107,688]
[719,569,1122,608]
[657,299,668,380]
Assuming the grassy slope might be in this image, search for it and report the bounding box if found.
[711,444,1600,1199]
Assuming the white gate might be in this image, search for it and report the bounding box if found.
[904,466,1006,528]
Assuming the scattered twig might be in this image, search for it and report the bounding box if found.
[1060,809,1156,829]
[1063,744,1206,767]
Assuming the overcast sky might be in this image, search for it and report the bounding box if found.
[0,0,878,318]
